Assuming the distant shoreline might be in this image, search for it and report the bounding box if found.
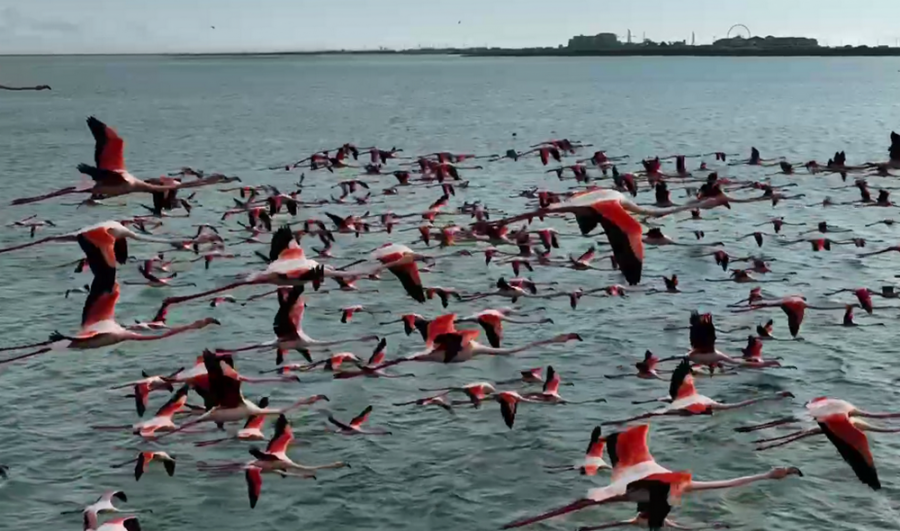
[4,46,900,58]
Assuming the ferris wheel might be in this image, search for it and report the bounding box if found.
[726,24,752,39]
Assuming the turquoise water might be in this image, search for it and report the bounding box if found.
[2,55,900,530]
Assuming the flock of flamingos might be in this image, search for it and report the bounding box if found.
[3,117,900,530]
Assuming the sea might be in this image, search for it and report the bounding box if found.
[1,54,900,531]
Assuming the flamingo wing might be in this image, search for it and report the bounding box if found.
[629,479,674,530]
[273,287,305,339]
[327,415,354,431]
[155,385,190,417]
[245,467,262,508]
[367,337,387,366]
[668,359,697,401]
[81,281,120,329]
[268,226,297,262]
[265,414,294,455]
[575,245,596,264]
[202,352,244,409]
[606,424,654,470]
[782,304,805,337]
[78,228,120,272]
[477,315,503,348]
[818,415,880,489]
[86,116,126,171]
[242,397,270,430]
[425,314,457,347]
[388,263,425,303]
[593,200,644,285]
[543,365,560,394]
[350,405,373,428]
[499,396,518,428]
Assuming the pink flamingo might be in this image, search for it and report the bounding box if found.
[11,117,180,205]
[501,423,801,529]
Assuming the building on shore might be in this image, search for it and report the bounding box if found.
[713,35,819,48]
[567,33,620,50]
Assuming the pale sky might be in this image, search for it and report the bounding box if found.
[1,0,899,54]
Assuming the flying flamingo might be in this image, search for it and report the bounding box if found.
[377,313,581,365]
[194,397,271,447]
[731,295,845,337]
[0,280,219,366]
[327,405,392,435]
[544,426,608,475]
[335,304,390,323]
[124,265,195,288]
[11,117,180,205]
[214,286,378,362]
[501,423,802,529]
[416,382,498,407]
[60,490,141,527]
[496,366,572,386]
[199,414,348,508]
[110,451,176,481]
[109,368,182,416]
[483,188,750,285]
[604,351,666,380]
[522,366,605,404]
[656,311,747,368]
[92,385,202,438]
[155,352,329,439]
[455,309,553,347]
[740,397,900,489]
[331,338,415,379]
[0,220,197,263]
[154,225,378,311]
[602,359,793,425]
[739,336,794,369]
[494,391,543,428]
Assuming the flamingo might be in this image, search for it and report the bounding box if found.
[656,311,746,368]
[62,490,148,531]
[327,405,392,435]
[603,359,793,425]
[501,423,802,529]
[11,117,180,205]
[0,279,219,366]
[154,351,329,439]
[92,385,201,438]
[522,366,605,404]
[110,451,176,481]
[603,351,666,380]
[109,368,182,416]
[368,243,432,302]
[214,286,378,361]
[544,426,609,475]
[199,414,348,508]
[483,189,752,285]
[154,225,378,310]
[336,304,390,323]
[494,391,543,428]
[331,338,415,379]
[378,313,581,365]
[731,295,845,337]
[194,397,271,447]
[455,309,553,347]
[416,382,498,407]
[124,265,195,288]
[0,220,197,261]
[740,397,900,489]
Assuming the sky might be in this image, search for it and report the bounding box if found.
[2,0,900,54]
